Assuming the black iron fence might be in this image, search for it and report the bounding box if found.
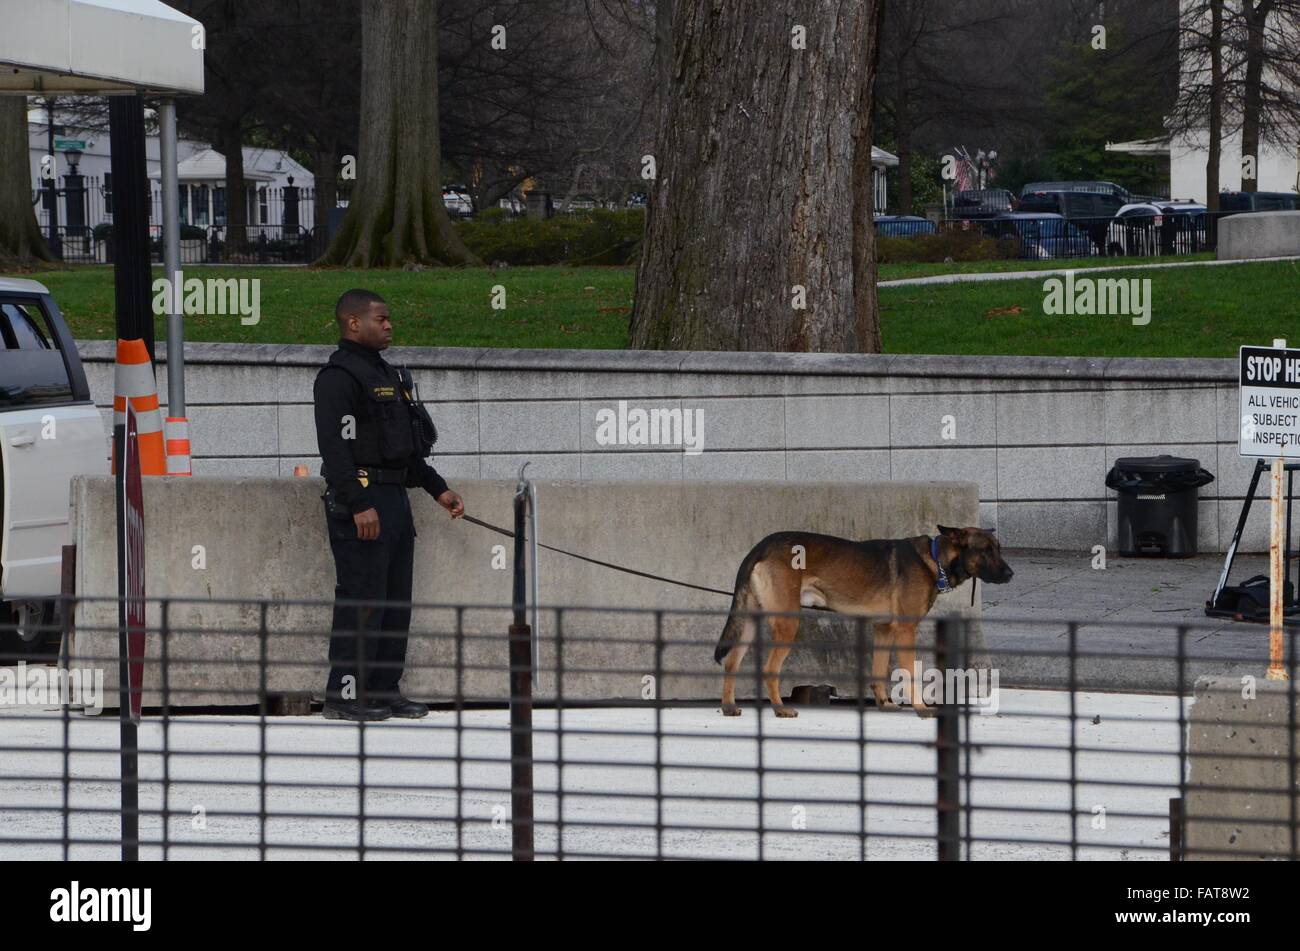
[32,177,338,264]
[2,592,1296,861]
[877,211,1258,260]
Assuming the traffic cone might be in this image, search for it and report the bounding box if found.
[165,417,192,475]
[111,339,167,476]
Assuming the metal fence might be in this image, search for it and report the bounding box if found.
[2,591,1296,861]
[31,177,337,264]
[877,210,1260,260]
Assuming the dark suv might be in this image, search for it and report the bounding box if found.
[1016,190,1128,252]
[951,189,1015,220]
[1219,191,1299,213]
[1020,181,1132,202]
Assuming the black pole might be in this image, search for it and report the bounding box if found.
[114,421,138,861]
[108,96,155,361]
[509,485,535,860]
[935,617,961,861]
[45,98,61,258]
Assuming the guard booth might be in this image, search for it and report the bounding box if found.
[0,0,205,380]
[1,0,206,862]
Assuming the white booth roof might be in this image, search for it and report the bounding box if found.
[0,0,204,95]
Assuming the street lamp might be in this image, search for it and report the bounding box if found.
[63,149,86,241]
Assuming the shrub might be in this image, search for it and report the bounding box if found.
[876,230,1018,263]
[457,209,644,265]
[92,223,208,242]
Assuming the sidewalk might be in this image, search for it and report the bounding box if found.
[880,254,1300,288]
[984,548,1283,693]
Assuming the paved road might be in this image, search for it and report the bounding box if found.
[983,548,1289,692]
[0,697,1179,860]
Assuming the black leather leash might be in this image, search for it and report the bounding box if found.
[461,514,734,597]
[463,515,978,605]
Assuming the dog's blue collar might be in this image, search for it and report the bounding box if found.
[930,536,951,591]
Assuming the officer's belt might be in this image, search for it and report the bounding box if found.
[355,466,407,485]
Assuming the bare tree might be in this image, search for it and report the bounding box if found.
[1209,0,1226,209]
[320,0,477,267]
[632,0,884,352]
[1237,0,1300,193]
[875,0,1019,214]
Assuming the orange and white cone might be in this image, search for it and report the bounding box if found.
[111,338,167,476]
[165,417,192,475]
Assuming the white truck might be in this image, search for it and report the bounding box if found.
[0,278,108,658]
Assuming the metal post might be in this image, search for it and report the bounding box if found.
[45,97,62,258]
[160,100,184,416]
[108,95,155,358]
[935,617,961,860]
[509,466,535,860]
[1270,338,1291,680]
[115,422,138,861]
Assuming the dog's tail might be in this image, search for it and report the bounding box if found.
[714,556,760,665]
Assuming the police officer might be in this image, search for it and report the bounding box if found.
[315,288,464,721]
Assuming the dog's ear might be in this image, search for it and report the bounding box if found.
[937,525,968,545]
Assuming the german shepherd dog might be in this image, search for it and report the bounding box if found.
[713,526,1013,718]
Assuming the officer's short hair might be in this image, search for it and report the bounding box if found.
[335,289,386,330]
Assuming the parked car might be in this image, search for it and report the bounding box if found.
[874,215,938,237]
[1219,191,1299,213]
[0,279,107,658]
[1108,201,1208,256]
[951,189,1015,220]
[442,186,474,217]
[987,213,1096,259]
[1016,189,1127,251]
[1020,180,1133,202]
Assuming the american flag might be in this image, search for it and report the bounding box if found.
[952,146,976,192]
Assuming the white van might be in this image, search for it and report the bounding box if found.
[0,278,108,658]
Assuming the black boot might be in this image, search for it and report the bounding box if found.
[323,701,392,722]
[388,697,430,719]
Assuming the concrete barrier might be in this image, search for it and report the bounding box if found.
[1185,676,1300,859]
[76,340,1267,553]
[68,476,981,709]
[1218,210,1300,261]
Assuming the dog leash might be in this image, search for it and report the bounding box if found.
[464,515,981,604]
[461,514,735,597]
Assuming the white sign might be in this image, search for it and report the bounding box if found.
[1239,345,1300,457]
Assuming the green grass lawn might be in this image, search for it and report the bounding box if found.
[12,256,1298,357]
[27,264,635,349]
[879,258,1300,357]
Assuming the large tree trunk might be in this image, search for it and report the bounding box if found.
[319,0,478,267]
[632,0,883,352]
[0,98,55,266]
[312,144,337,233]
[1240,0,1274,194]
[1206,0,1225,212]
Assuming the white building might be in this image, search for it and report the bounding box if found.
[872,146,898,212]
[1110,1,1300,202]
[27,102,314,233]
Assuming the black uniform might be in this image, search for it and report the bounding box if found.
[314,338,448,706]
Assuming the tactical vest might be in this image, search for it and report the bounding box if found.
[320,347,437,467]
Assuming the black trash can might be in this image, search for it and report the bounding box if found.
[1105,455,1215,557]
